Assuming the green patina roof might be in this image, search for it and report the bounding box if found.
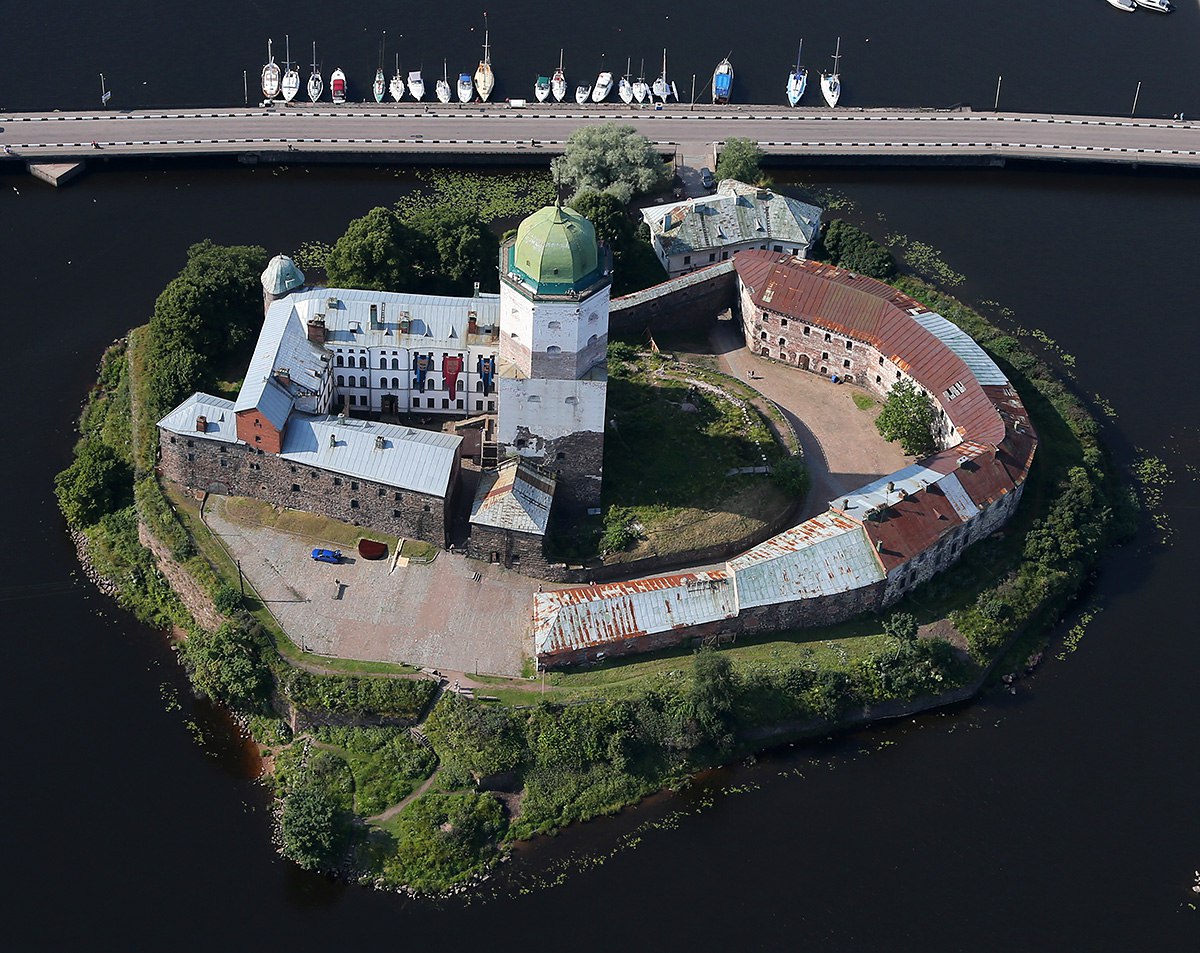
[261,254,306,296]
[509,204,603,295]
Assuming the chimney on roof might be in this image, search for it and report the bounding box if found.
[195,415,207,433]
[306,315,327,345]
[374,435,385,450]
[276,368,292,386]
[369,304,381,331]
[329,433,337,449]
[467,311,479,336]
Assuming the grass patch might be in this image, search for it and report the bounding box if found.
[221,496,398,551]
[852,391,877,411]
[400,539,438,562]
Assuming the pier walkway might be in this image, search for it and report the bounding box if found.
[2,105,1198,175]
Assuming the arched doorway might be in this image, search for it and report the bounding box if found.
[798,354,810,371]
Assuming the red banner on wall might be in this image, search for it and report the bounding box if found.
[442,354,464,394]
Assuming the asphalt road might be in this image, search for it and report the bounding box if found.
[2,104,1198,167]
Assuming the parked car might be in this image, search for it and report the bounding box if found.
[699,167,715,190]
[310,548,342,564]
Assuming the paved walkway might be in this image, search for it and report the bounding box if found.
[205,497,537,676]
[706,318,911,519]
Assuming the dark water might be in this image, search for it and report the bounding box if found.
[3,3,1199,950]
[3,0,1199,117]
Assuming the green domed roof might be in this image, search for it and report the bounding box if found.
[510,204,602,295]
[261,254,305,296]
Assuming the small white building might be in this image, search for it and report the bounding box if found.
[640,179,822,277]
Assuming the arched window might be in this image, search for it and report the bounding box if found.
[475,381,483,392]
[778,337,786,346]
[760,331,768,340]
[358,357,367,368]
[546,345,562,354]
[336,375,345,387]
[359,376,367,388]
[587,334,598,346]
[335,355,344,367]
[548,321,562,330]
[457,380,464,392]
[392,377,400,389]
[391,358,399,370]
[379,358,387,369]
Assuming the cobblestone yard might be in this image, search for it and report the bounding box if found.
[205,497,537,676]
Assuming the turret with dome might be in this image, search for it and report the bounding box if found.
[260,253,305,310]
[496,203,613,510]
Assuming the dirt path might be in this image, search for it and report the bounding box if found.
[366,768,441,824]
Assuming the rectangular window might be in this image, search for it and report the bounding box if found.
[843,359,851,369]
[845,341,853,350]
[394,492,402,501]
[683,255,691,265]
[378,488,386,497]
[476,400,483,411]
[392,509,401,518]
[803,326,810,336]
[487,401,495,412]
[456,399,464,410]
[350,482,358,491]
[333,477,342,486]
[442,398,449,409]
[350,499,359,509]
[780,318,788,328]
[291,484,300,492]
[708,253,716,262]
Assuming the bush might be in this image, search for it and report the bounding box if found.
[282,671,436,721]
[55,439,133,528]
[881,611,919,642]
[818,219,897,280]
[280,783,349,871]
[382,791,507,893]
[424,695,526,778]
[179,621,271,712]
[716,137,765,185]
[770,455,810,496]
[213,584,243,615]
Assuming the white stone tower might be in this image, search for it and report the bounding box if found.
[496,204,612,510]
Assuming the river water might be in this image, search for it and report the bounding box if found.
[3,2,1198,950]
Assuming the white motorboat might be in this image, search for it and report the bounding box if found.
[436,61,451,104]
[307,42,323,103]
[390,55,405,102]
[712,56,733,105]
[821,36,842,108]
[652,49,675,102]
[408,70,425,101]
[1133,0,1172,11]
[592,71,613,103]
[474,16,494,102]
[261,39,281,100]
[787,39,807,106]
[457,72,474,103]
[534,75,550,102]
[1105,0,1136,9]
[619,59,633,105]
[281,36,300,103]
[551,49,567,102]
[331,68,347,104]
[632,59,648,103]
[575,84,591,105]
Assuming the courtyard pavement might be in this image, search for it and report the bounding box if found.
[204,497,537,677]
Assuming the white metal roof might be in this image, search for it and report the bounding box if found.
[727,512,885,609]
[830,464,948,516]
[157,392,239,443]
[291,287,501,350]
[235,301,328,428]
[469,460,555,535]
[911,311,1009,387]
[279,414,461,497]
[533,571,737,656]
[936,470,982,522]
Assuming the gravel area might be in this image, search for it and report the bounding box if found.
[205,497,537,676]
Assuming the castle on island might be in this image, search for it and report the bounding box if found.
[157,195,1036,670]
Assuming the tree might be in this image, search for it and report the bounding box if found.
[688,646,738,748]
[402,206,498,295]
[324,206,434,292]
[280,785,344,870]
[716,137,765,185]
[875,379,938,456]
[770,455,810,496]
[572,191,667,295]
[551,124,670,204]
[180,621,270,712]
[818,219,897,280]
[882,611,919,642]
[54,439,133,527]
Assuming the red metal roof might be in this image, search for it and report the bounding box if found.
[860,485,966,572]
[734,251,1006,446]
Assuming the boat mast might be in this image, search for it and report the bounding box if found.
[285,34,290,72]
[832,36,841,75]
[796,39,803,73]
[558,48,564,71]
[482,14,490,65]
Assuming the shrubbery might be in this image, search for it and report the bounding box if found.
[818,219,897,280]
[282,671,437,721]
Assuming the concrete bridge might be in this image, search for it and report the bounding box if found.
[2,104,1198,184]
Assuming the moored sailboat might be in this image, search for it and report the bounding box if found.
[632,59,649,104]
[281,35,300,103]
[474,16,494,102]
[390,54,405,102]
[619,58,633,104]
[551,50,567,102]
[436,61,452,104]
[261,39,281,101]
[652,49,675,103]
[712,55,733,105]
[787,39,807,106]
[820,36,842,108]
[307,42,323,103]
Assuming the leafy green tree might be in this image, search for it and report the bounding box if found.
[716,137,765,185]
[882,610,919,642]
[770,455,810,496]
[54,439,133,527]
[688,647,738,748]
[424,695,526,778]
[875,379,938,456]
[573,191,667,295]
[402,206,498,295]
[280,784,345,870]
[551,124,670,204]
[180,622,270,712]
[324,206,434,292]
[818,219,897,280]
